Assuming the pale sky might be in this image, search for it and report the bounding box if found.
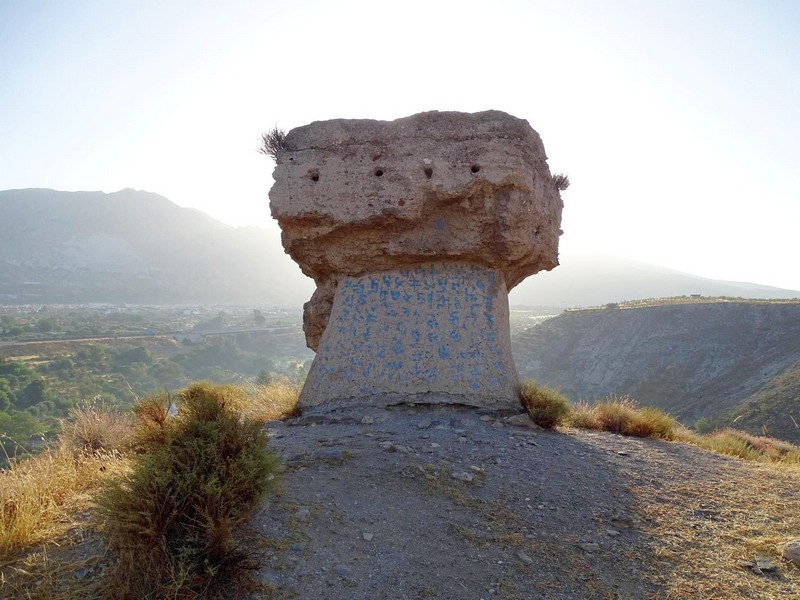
[1,0,798,290]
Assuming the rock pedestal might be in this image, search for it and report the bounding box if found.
[269,110,563,410]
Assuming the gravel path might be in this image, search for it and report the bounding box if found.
[247,404,717,599]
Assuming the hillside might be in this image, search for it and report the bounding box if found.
[0,188,314,305]
[513,300,800,442]
[509,254,800,308]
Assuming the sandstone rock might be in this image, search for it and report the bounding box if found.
[269,110,563,410]
[783,539,800,566]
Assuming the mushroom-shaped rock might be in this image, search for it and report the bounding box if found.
[269,110,563,410]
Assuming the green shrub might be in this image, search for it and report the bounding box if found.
[98,382,280,599]
[519,381,571,429]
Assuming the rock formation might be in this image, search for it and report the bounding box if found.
[269,110,563,409]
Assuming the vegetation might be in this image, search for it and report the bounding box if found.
[519,380,800,465]
[678,426,800,464]
[552,172,570,191]
[1,380,298,599]
[0,305,312,464]
[98,383,281,598]
[519,381,571,428]
[2,375,797,599]
[258,126,287,159]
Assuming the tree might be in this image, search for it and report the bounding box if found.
[17,379,48,408]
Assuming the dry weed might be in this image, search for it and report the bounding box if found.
[0,447,128,560]
[239,378,301,423]
[519,381,571,429]
[59,400,135,454]
[566,401,601,430]
[633,459,800,599]
[676,427,800,465]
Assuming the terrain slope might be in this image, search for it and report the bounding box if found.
[513,300,800,442]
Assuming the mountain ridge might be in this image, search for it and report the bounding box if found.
[0,188,314,305]
[1,188,797,307]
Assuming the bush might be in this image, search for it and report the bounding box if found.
[519,381,571,429]
[98,382,280,599]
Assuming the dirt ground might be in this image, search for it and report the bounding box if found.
[247,403,800,600]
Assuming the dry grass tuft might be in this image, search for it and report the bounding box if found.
[239,377,302,423]
[566,400,601,430]
[59,400,136,454]
[0,446,127,560]
[583,395,676,439]
[592,394,639,434]
[519,381,571,429]
[676,426,800,465]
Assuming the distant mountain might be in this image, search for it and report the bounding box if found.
[2,189,796,306]
[0,188,314,305]
[513,301,800,443]
[509,254,799,308]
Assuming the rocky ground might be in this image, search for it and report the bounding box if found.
[247,404,800,599]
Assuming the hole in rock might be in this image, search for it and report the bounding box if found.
[309,171,320,182]
[398,199,406,206]
[471,164,481,173]
[374,168,384,177]
[424,167,433,179]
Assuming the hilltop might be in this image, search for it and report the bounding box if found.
[513,299,800,442]
[2,399,799,599]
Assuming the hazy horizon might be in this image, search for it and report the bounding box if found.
[1,1,798,290]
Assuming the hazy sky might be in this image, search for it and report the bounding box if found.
[1,0,798,290]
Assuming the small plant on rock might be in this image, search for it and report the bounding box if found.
[519,381,571,429]
[552,172,570,191]
[258,126,287,159]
